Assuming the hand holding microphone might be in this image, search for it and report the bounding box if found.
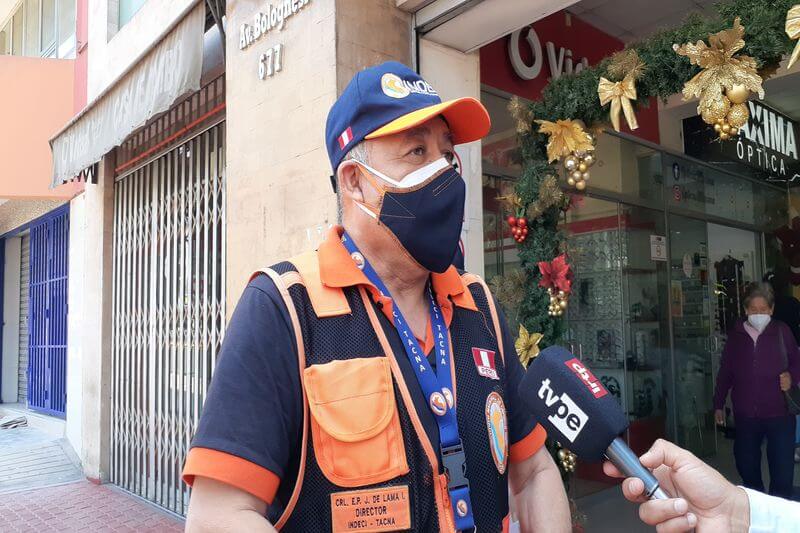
[518,346,669,500]
[603,438,751,533]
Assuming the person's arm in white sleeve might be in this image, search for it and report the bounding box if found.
[743,487,800,533]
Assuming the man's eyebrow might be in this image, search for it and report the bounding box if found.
[403,125,431,140]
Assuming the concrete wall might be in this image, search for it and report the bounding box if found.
[86,0,198,100]
[0,200,67,235]
[225,0,337,311]
[418,38,484,276]
[1,237,21,403]
[65,195,85,457]
[225,0,415,312]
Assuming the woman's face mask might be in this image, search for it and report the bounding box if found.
[354,157,465,273]
[747,314,771,332]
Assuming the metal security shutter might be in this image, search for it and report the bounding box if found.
[111,120,226,515]
[18,235,29,404]
[27,210,69,417]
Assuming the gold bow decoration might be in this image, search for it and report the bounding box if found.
[535,119,595,163]
[674,17,764,124]
[515,324,543,368]
[598,74,639,132]
[787,5,800,70]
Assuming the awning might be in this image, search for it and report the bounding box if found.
[49,3,205,188]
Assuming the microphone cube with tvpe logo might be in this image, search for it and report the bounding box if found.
[518,346,629,462]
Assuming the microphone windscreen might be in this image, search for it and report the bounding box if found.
[518,346,628,462]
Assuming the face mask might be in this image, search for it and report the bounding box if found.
[747,313,771,332]
[355,157,465,273]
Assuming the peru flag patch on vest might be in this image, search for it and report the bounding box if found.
[472,348,499,380]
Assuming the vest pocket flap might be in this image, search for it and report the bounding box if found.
[304,357,394,443]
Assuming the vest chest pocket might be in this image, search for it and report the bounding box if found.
[303,357,410,487]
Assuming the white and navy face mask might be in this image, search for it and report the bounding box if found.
[355,157,465,273]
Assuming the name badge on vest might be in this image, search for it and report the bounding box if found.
[330,486,411,533]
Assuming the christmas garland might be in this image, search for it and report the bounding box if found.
[500,0,798,353]
[494,0,799,497]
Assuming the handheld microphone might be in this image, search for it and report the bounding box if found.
[518,345,669,500]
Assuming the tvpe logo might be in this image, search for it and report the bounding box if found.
[565,358,607,398]
[538,379,588,442]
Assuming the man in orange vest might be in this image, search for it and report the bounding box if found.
[183,61,569,532]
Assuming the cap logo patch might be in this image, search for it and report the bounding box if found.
[381,73,439,99]
[381,73,411,99]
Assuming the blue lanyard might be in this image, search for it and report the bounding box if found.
[342,233,474,531]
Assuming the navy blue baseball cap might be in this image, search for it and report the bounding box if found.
[325,61,490,173]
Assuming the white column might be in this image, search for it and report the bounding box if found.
[65,196,85,457]
[419,38,484,277]
[78,154,115,482]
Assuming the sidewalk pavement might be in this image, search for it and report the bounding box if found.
[0,481,184,532]
[0,423,184,532]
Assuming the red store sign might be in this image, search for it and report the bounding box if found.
[480,11,660,144]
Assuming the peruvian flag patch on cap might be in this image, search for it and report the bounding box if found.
[472,348,499,380]
[338,127,353,149]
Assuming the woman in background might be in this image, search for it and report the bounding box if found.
[713,282,800,499]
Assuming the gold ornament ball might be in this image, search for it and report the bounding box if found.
[567,177,576,187]
[725,84,749,105]
[559,299,568,310]
[578,162,588,173]
[703,95,731,124]
[714,123,722,132]
[731,127,739,136]
[557,290,566,298]
[575,180,587,191]
[719,132,730,141]
[564,155,579,172]
[558,449,567,460]
[581,171,590,181]
[571,170,583,181]
[717,118,726,125]
[582,153,595,167]
[727,103,749,129]
[721,123,731,134]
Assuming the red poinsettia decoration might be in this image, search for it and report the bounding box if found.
[538,254,573,293]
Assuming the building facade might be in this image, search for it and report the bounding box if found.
[6,0,797,520]
[0,0,83,451]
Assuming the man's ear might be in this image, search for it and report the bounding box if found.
[338,161,365,203]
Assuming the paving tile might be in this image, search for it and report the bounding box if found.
[0,482,184,531]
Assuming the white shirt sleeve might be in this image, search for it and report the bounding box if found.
[743,487,800,532]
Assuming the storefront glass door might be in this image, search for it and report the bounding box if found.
[669,215,715,458]
[561,198,671,497]
[668,216,763,460]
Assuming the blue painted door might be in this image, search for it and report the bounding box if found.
[27,209,69,417]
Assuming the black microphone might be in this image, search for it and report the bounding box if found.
[518,345,668,500]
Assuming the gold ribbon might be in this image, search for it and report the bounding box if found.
[787,5,800,70]
[598,74,639,131]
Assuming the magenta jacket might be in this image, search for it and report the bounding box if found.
[713,319,800,418]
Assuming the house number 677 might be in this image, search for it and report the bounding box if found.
[259,44,283,80]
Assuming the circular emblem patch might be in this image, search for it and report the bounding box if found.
[485,392,508,474]
[429,392,447,416]
[350,251,365,270]
[442,387,454,409]
[456,499,468,517]
[381,73,410,99]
